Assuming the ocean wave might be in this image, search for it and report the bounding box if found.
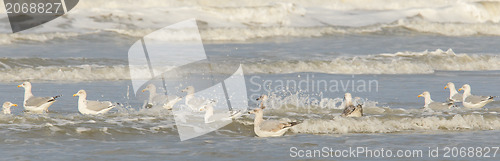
[1,0,500,43]
[1,104,499,137]
[240,49,500,74]
[0,49,499,82]
[291,114,500,134]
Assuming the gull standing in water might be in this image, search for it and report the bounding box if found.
[444,82,462,102]
[341,93,363,117]
[2,102,17,114]
[181,86,210,111]
[18,82,60,113]
[248,95,298,137]
[199,99,242,123]
[73,90,116,115]
[199,100,216,123]
[142,84,182,110]
[418,91,454,110]
[459,84,494,108]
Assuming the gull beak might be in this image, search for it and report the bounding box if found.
[417,94,423,98]
[444,86,448,89]
[73,94,78,97]
[17,85,22,87]
[12,104,17,107]
[458,88,462,91]
[142,89,146,92]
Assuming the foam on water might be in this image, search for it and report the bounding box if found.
[291,113,500,134]
[0,49,499,82]
[1,101,499,137]
[1,0,500,43]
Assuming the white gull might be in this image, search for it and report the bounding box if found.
[459,84,494,108]
[73,90,116,115]
[2,102,17,114]
[181,86,210,111]
[418,91,454,110]
[445,82,462,102]
[142,84,182,110]
[18,82,60,113]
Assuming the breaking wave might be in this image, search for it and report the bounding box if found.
[1,0,500,43]
[0,49,499,82]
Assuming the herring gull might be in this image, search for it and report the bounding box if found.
[142,84,182,110]
[2,102,17,114]
[181,86,210,111]
[444,82,462,102]
[18,82,60,113]
[73,90,116,115]
[418,91,454,110]
[459,84,494,108]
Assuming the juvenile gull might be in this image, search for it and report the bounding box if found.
[181,86,211,111]
[73,90,116,115]
[445,82,462,102]
[18,82,60,113]
[341,93,363,117]
[142,84,182,110]
[459,84,494,108]
[418,91,454,110]
[2,102,17,114]
[248,95,298,137]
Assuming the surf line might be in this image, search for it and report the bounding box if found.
[249,74,378,93]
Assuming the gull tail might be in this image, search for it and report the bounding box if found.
[49,95,62,102]
[285,121,300,128]
[111,102,121,108]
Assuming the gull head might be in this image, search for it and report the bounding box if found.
[142,84,156,92]
[3,102,17,109]
[418,91,431,98]
[181,86,195,94]
[458,84,470,92]
[73,90,87,97]
[445,82,455,89]
[344,93,352,101]
[248,107,264,114]
[256,95,268,101]
[17,82,31,89]
[200,100,217,111]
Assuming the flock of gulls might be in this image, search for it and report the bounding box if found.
[418,82,495,110]
[1,81,496,138]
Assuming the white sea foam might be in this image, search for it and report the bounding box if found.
[1,0,500,44]
[291,114,500,134]
[0,49,499,82]
[241,49,500,74]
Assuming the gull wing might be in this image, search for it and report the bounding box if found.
[86,100,114,111]
[465,95,493,104]
[25,96,56,107]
